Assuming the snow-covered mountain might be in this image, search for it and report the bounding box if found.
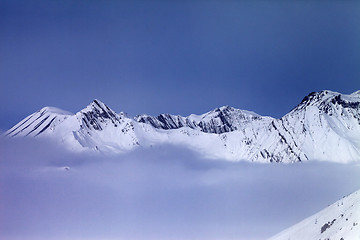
[135,105,268,134]
[268,189,360,240]
[5,90,360,163]
[5,100,140,153]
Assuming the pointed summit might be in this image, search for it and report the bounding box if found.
[216,105,233,111]
[78,99,122,131]
[83,99,112,113]
[81,99,121,119]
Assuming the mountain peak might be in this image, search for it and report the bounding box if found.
[293,90,343,111]
[39,106,72,115]
[300,90,337,104]
[217,105,233,111]
[81,99,117,116]
[351,90,360,96]
[4,106,71,137]
[289,90,360,118]
[77,99,123,131]
[86,99,108,110]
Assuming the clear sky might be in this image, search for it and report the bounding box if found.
[1,0,359,130]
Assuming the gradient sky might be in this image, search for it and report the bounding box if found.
[1,0,360,130]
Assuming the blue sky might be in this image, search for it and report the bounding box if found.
[1,0,360,130]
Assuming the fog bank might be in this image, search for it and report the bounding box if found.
[1,138,359,240]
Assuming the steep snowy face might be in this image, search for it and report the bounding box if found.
[135,113,188,130]
[5,107,72,137]
[268,189,360,240]
[277,90,360,162]
[294,90,360,114]
[72,100,139,152]
[77,99,124,131]
[136,106,271,134]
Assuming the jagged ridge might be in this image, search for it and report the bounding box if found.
[135,105,268,134]
[4,90,360,163]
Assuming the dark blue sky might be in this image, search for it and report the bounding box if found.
[1,0,359,130]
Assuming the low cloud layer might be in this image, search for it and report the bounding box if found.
[1,137,360,240]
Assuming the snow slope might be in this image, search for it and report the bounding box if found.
[5,90,360,163]
[268,189,360,240]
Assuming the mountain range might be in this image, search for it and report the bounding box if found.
[5,90,360,163]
